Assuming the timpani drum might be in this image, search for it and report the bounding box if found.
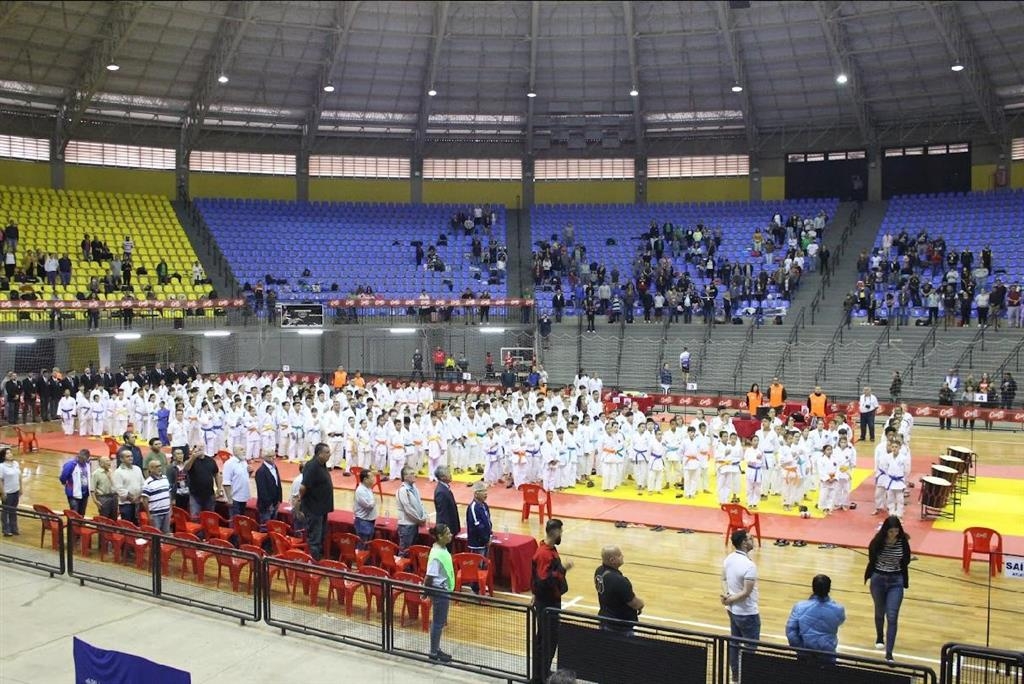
[948,446,976,480]
[920,476,953,520]
[931,464,959,491]
[940,454,969,494]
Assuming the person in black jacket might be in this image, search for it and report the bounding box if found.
[20,375,36,423]
[864,516,911,663]
[4,372,20,424]
[33,371,49,421]
[433,466,460,550]
[254,452,284,526]
[465,482,492,555]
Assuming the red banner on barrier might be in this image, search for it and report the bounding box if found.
[326,297,533,308]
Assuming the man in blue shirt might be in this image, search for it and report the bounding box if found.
[786,574,846,663]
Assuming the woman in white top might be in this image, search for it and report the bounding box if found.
[0,447,22,536]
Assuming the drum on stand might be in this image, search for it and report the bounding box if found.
[920,476,955,520]
[940,454,968,495]
[931,464,960,504]
[947,446,976,483]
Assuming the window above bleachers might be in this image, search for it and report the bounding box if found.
[423,158,522,181]
[1011,137,1024,161]
[647,155,749,178]
[884,142,968,157]
[190,151,296,176]
[0,134,50,162]
[787,149,865,163]
[66,140,175,170]
[309,155,410,179]
[535,158,634,180]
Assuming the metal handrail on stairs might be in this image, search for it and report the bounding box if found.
[774,306,806,379]
[696,322,712,383]
[855,325,892,389]
[994,335,1024,378]
[814,321,846,383]
[952,326,988,373]
[731,323,755,393]
[901,324,937,387]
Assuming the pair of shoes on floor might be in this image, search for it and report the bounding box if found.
[650,525,665,532]
[614,520,628,528]
[792,540,807,547]
[428,650,453,663]
[676,528,694,534]
[774,539,791,547]
[819,543,837,550]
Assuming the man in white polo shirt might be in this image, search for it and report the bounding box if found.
[222,446,252,519]
[721,529,760,683]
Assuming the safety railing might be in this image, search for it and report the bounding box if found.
[856,324,892,389]
[0,505,65,577]
[731,324,756,393]
[903,323,938,387]
[0,298,248,332]
[814,320,847,384]
[65,517,261,624]
[774,306,806,379]
[940,643,1023,684]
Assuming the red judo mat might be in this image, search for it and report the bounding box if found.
[23,430,1024,559]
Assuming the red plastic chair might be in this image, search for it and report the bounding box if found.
[232,515,268,549]
[114,520,151,569]
[406,544,431,577]
[172,532,214,583]
[274,549,321,603]
[962,527,1003,577]
[216,450,232,463]
[319,559,361,615]
[103,437,120,456]
[94,515,127,563]
[356,565,390,618]
[368,538,412,575]
[64,509,97,556]
[331,531,369,570]
[137,510,150,528]
[171,506,202,536]
[208,538,256,592]
[721,504,762,548]
[32,504,61,550]
[140,524,174,575]
[349,467,384,497]
[519,484,552,525]
[452,551,492,596]
[198,511,234,543]
[266,520,309,552]
[15,427,38,453]
[393,570,432,631]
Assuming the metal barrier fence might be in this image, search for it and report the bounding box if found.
[0,506,65,577]
[940,644,1024,684]
[65,517,261,624]
[388,575,532,683]
[542,610,940,684]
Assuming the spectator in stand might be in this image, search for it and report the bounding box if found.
[1001,373,1017,409]
[80,234,91,261]
[57,253,72,288]
[4,221,17,253]
[1008,283,1021,327]
[975,289,990,328]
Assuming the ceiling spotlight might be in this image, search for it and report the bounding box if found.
[105,62,120,72]
[951,62,965,72]
[427,88,437,97]
[731,83,744,93]
[835,73,849,85]
[527,91,537,98]
[323,83,335,92]
[217,74,229,84]
[629,88,639,97]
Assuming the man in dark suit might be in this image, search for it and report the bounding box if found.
[34,370,51,421]
[433,465,460,550]
[254,452,284,526]
[20,374,36,423]
[100,367,115,392]
[113,365,127,389]
[79,368,96,393]
[4,372,21,424]
[46,369,62,420]
[150,363,164,387]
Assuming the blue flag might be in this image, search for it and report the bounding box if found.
[73,637,191,684]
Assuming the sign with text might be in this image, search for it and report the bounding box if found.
[1004,555,1024,579]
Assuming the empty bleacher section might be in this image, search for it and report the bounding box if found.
[0,185,211,324]
[530,198,838,322]
[196,199,508,308]
[852,190,1024,325]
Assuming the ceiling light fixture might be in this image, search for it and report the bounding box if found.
[4,336,36,345]
[105,63,120,72]
[835,73,849,85]
[731,83,744,93]
[323,83,335,92]
[527,91,537,98]
[951,62,965,72]
[629,88,639,97]
[217,74,229,84]
[427,88,437,97]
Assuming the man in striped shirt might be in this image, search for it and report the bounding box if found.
[141,460,172,533]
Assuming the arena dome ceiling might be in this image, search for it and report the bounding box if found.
[0,1,1022,152]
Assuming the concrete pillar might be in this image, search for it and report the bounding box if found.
[635,156,647,204]
[868,145,882,202]
[411,155,423,203]
[97,337,112,371]
[521,157,535,209]
[296,148,309,202]
[749,156,762,202]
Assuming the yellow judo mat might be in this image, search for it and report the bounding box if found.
[931,476,1024,537]
[451,467,875,519]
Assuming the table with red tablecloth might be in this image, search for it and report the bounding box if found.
[733,417,760,440]
[454,531,538,594]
